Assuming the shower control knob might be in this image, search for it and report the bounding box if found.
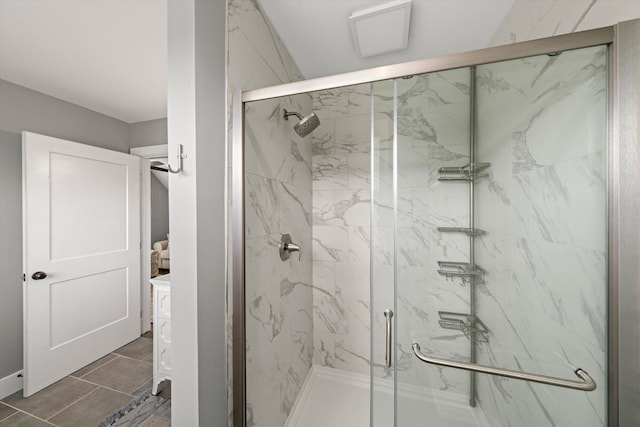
[31,271,47,280]
[280,234,301,261]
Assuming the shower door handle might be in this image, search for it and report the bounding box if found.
[412,343,596,391]
[384,309,393,368]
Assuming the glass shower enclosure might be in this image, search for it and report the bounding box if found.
[234,22,639,427]
[371,45,606,427]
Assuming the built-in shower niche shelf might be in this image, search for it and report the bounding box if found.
[438,311,489,343]
[437,227,486,236]
[437,261,486,285]
[437,162,490,182]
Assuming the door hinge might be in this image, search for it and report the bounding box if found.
[22,273,25,282]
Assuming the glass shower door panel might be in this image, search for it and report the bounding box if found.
[371,79,396,427]
[394,45,607,427]
[473,45,608,427]
[393,68,480,426]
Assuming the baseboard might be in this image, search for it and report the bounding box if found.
[0,370,23,400]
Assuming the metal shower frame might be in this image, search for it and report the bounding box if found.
[232,20,640,427]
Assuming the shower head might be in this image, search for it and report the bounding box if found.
[283,109,320,137]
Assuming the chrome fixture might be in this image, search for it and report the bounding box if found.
[283,109,320,137]
[412,342,596,391]
[438,311,489,343]
[437,162,490,182]
[167,144,186,174]
[279,234,301,261]
[384,309,393,368]
[437,261,486,285]
[437,227,486,236]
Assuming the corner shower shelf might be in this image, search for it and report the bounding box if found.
[437,162,491,182]
[437,227,486,236]
[437,261,486,285]
[438,311,489,343]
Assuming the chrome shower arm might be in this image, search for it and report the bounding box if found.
[283,109,303,120]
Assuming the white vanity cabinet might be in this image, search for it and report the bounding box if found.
[150,274,171,395]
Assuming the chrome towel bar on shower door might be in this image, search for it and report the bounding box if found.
[412,343,596,391]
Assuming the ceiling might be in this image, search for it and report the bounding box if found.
[0,0,167,124]
[257,0,515,79]
[0,0,514,124]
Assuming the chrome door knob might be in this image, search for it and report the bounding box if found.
[31,271,47,280]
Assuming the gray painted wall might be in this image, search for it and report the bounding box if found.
[129,118,170,248]
[0,130,24,379]
[128,118,168,148]
[0,80,130,153]
[0,80,149,380]
[150,174,170,245]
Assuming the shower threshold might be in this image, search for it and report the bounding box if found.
[285,366,493,427]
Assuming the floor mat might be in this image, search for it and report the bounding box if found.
[99,389,171,426]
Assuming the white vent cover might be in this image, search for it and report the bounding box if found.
[349,0,412,58]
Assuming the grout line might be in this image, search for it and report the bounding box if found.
[0,406,57,426]
[45,386,101,421]
[74,378,141,398]
[74,354,123,379]
[110,353,154,364]
[70,354,119,379]
[0,407,16,423]
[127,377,156,396]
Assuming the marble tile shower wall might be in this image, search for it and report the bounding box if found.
[311,84,373,375]
[244,93,313,426]
[311,71,475,399]
[392,69,474,396]
[474,46,607,427]
[227,0,308,425]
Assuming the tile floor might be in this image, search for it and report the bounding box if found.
[0,336,170,426]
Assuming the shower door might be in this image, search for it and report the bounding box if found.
[374,44,608,427]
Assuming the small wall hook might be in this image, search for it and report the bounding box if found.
[168,144,187,174]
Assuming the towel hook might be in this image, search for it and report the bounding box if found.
[167,144,186,174]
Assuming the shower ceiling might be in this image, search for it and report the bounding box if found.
[256,0,515,79]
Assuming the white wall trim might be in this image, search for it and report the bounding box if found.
[0,370,23,400]
[130,144,168,159]
[130,144,168,334]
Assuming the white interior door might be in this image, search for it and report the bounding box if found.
[23,132,141,396]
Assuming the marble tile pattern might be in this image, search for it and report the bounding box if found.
[312,70,475,400]
[473,45,608,427]
[311,83,373,376]
[244,94,313,427]
[227,0,309,426]
[390,70,474,397]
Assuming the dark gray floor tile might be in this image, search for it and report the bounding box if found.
[70,353,118,378]
[113,337,153,361]
[1,377,96,420]
[0,412,53,426]
[48,387,132,427]
[0,403,17,422]
[131,379,153,397]
[82,356,152,394]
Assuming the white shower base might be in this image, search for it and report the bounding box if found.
[285,366,492,427]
